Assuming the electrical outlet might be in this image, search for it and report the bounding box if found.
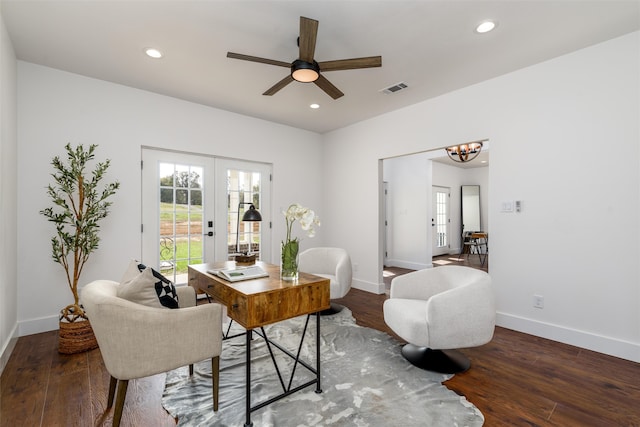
[533,295,544,309]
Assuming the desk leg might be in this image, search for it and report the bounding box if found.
[315,311,322,394]
[245,329,252,427]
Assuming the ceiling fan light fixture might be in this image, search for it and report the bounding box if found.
[291,59,320,82]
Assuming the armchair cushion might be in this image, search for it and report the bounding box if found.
[117,260,179,309]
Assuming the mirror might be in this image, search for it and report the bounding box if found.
[461,185,481,233]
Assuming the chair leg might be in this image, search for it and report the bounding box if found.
[211,356,220,411]
[112,379,129,427]
[107,376,117,408]
[189,364,194,376]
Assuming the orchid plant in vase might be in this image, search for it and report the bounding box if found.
[281,203,320,281]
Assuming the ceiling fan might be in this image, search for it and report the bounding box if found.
[227,16,382,99]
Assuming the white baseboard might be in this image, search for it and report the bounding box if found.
[496,312,640,363]
[352,277,385,295]
[0,323,19,376]
[18,314,59,337]
[384,259,432,271]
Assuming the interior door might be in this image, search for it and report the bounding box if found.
[383,181,389,266]
[432,186,450,256]
[141,149,215,285]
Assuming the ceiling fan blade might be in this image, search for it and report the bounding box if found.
[299,17,319,63]
[263,75,295,96]
[314,75,344,99]
[227,52,290,68]
[318,56,382,72]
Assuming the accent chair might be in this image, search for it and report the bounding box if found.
[298,247,352,314]
[383,265,495,373]
[81,280,223,427]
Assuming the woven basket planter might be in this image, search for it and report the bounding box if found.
[58,318,98,354]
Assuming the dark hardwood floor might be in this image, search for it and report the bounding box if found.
[2,258,639,426]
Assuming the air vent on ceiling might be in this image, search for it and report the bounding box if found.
[381,82,408,94]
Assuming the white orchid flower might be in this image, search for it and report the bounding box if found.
[283,203,320,241]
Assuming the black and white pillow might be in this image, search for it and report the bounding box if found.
[117,260,179,309]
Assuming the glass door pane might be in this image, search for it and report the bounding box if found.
[215,159,271,263]
[158,162,204,283]
[228,169,261,255]
[432,186,450,257]
[142,149,215,285]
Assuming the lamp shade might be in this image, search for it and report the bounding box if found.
[242,204,262,221]
[235,203,262,256]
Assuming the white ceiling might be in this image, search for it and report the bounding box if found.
[2,1,639,134]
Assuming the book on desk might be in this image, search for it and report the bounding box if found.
[207,265,269,282]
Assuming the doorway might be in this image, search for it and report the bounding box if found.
[381,145,489,286]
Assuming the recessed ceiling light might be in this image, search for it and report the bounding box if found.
[144,48,163,59]
[310,103,320,109]
[475,20,497,34]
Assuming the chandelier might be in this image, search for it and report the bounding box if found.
[445,141,484,163]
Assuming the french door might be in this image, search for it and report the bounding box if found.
[432,186,450,256]
[141,148,271,285]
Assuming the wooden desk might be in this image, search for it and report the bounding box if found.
[188,261,330,329]
[188,261,330,426]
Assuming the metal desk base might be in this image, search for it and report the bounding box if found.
[224,312,322,427]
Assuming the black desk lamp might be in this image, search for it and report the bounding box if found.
[234,203,262,261]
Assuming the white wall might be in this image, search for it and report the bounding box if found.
[323,32,640,362]
[16,62,324,336]
[0,10,18,374]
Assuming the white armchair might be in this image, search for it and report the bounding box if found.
[81,280,223,427]
[298,247,352,314]
[383,266,495,373]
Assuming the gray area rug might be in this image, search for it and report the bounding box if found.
[162,308,484,426]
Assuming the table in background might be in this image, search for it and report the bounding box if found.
[460,232,489,266]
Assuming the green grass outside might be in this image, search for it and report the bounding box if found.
[160,236,203,274]
[158,202,259,274]
[160,202,202,222]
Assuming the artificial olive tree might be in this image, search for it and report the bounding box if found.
[40,143,120,322]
